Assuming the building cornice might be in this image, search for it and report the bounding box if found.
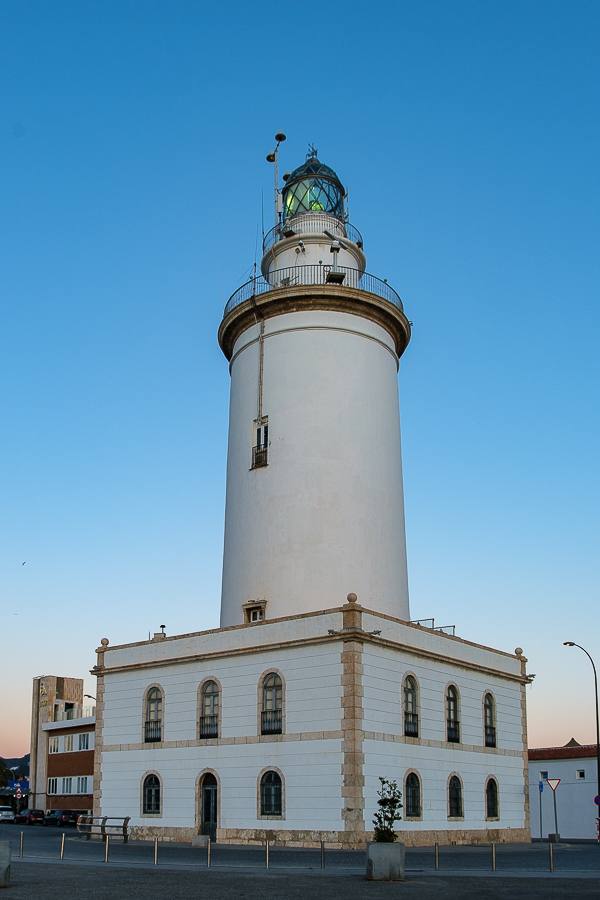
[217,284,411,361]
[93,626,528,685]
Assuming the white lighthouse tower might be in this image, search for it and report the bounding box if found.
[94,144,531,849]
[219,150,412,627]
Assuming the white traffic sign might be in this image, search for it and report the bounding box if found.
[546,778,561,792]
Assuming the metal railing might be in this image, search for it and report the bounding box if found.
[447,719,460,743]
[485,725,496,748]
[404,712,419,737]
[224,266,402,317]
[263,215,363,253]
[199,715,219,739]
[144,721,162,742]
[261,709,282,735]
[52,705,96,722]
[252,446,268,469]
[76,815,131,843]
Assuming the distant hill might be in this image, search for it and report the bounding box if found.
[1,754,30,778]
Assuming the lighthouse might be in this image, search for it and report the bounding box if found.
[219,149,412,627]
[93,144,531,849]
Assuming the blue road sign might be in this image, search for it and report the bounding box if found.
[539,781,544,792]
[594,795,600,807]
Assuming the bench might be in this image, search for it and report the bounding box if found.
[76,815,131,843]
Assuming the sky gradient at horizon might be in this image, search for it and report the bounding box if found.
[0,0,599,758]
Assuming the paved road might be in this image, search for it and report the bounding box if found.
[5,862,600,899]
[1,823,599,874]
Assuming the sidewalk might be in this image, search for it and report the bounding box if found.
[7,857,600,900]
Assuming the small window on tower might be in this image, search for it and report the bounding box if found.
[252,418,269,469]
[243,600,267,624]
[577,770,585,779]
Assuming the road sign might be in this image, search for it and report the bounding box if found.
[546,778,561,792]
[15,788,22,800]
[539,781,544,792]
[594,795,600,806]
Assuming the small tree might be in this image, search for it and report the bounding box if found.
[372,776,403,842]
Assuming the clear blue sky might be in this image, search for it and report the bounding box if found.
[1,0,598,757]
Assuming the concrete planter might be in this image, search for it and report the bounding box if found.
[365,841,405,881]
[0,841,11,888]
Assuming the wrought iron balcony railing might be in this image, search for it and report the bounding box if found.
[252,445,268,469]
[485,725,496,748]
[404,712,419,738]
[263,214,363,254]
[199,715,219,739]
[224,265,403,317]
[447,719,460,743]
[261,709,282,735]
[144,720,162,743]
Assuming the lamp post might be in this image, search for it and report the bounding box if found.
[563,642,600,807]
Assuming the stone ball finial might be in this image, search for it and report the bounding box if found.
[515,647,523,657]
[347,593,357,604]
[101,638,109,647]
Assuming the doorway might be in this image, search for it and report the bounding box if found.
[201,773,218,840]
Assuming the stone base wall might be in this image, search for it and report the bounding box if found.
[127,824,530,848]
[390,827,531,847]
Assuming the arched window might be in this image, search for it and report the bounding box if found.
[403,676,419,737]
[261,673,282,735]
[260,770,282,816]
[405,772,421,818]
[446,686,460,743]
[448,775,463,818]
[484,693,496,747]
[145,688,162,742]
[143,774,160,814]
[486,777,499,818]
[199,681,219,739]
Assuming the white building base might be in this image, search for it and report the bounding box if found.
[93,597,530,847]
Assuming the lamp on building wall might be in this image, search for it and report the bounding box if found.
[563,642,600,806]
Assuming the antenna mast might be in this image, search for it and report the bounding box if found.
[266,131,287,228]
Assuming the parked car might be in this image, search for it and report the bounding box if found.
[15,809,45,826]
[43,809,79,827]
[0,806,15,824]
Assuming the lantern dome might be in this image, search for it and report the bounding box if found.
[282,158,344,222]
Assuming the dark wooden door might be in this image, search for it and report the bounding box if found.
[201,775,217,841]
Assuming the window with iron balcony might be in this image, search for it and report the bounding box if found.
[261,673,282,735]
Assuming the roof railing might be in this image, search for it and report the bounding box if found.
[224,265,402,317]
[263,214,363,253]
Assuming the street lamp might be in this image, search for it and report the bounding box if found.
[563,642,600,805]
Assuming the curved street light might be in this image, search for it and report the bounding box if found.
[563,642,600,805]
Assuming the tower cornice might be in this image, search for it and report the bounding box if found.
[218,284,411,362]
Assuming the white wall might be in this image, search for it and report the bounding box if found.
[100,642,345,830]
[220,309,410,627]
[529,757,599,840]
[361,644,527,833]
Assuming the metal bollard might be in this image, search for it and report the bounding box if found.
[207,838,211,868]
[105,834,109,863]
[492,842,496,871]
[549,842,554,873]
[265,839,269,869]
[320,840,325,870]
[154,837,158,865]
[19,832,23,858]
[434,842,439,871]
[60,834,65,860]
